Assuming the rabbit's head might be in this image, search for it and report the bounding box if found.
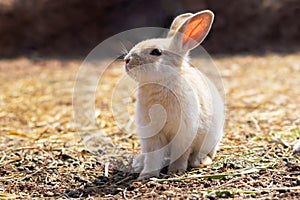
[124,10,214,82]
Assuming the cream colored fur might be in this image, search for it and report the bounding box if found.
[124,10,224,179]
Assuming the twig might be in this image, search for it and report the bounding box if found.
[123,187,129,200]
[116,176,133,185]
[0,192,19,198]
[270,134,291,148]
[282,176,299,180]
[221,145,248,150]
[104,162,109,177]
[0,158,22,168]
[215,176,244,189]
[7,146,41,152]
[0,153,6,164]
[17,167,44,181]
[262,186,300,191]
[151,167,260,182]
[251,116,261,132]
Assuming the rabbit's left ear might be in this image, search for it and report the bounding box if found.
[171,10,214,52]
[167,13,193,38]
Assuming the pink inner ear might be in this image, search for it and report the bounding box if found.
[182,15,210,45]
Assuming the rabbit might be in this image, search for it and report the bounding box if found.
[124,10,224,180]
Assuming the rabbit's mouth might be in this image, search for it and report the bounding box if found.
[125,63,142,72]
[125,64,130,72]
[125,64,135,72]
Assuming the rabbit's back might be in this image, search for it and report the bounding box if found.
[181,66,224,155]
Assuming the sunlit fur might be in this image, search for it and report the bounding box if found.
[125,10,224,180]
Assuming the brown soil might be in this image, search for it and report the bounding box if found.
[0,53,300,199]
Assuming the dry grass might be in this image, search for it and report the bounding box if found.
[0,53,300,199]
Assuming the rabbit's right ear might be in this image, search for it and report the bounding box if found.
[167,13,193,38]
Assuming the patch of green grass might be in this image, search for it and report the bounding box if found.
[293,128,300,137]
[277,129,300,138]
[241,151,255,156]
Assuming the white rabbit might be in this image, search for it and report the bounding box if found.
[124,10,224,180]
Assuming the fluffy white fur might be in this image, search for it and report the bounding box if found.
[124,10,224,179]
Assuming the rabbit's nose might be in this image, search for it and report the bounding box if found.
[125,58,130,64]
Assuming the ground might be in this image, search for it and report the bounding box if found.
[0,53,300,199]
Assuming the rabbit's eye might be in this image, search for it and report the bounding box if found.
[150,48,162,56]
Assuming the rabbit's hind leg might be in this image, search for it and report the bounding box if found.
[168,148,191,175]
[189,151,213,168]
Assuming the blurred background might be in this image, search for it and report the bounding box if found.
[0,0,299,57]
[1,1,300,198]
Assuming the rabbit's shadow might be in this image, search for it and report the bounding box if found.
[63,166,170,198]
[64,170,137,198]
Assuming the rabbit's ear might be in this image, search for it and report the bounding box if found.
[171,10,214,52]
[167,13,193,38]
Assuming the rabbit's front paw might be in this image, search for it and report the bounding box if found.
[138,170,160,180]
[168,165,186,175]
[168,167,186,176]
[168,162,187,175]
[132,154,144,173]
